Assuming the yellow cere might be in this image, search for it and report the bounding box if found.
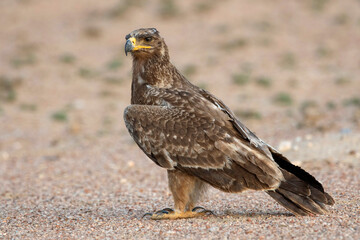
[129,37,152,51]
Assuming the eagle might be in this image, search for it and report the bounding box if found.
[124,28,334,220]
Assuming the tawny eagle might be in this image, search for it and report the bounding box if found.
[124,28,334,220]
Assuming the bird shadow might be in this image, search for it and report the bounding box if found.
[126,209,294,220]
[219,210,294,218]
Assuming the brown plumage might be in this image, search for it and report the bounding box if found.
[124,28,334,219]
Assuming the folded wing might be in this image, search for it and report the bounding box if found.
[124,103,284,192]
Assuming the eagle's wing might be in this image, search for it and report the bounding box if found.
[196,89,336,208]
[198,88,273,159]
[124,103,284,192]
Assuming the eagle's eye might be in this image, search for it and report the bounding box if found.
[144,37,153,42]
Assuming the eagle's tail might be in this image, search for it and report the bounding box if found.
[266,151,335,216]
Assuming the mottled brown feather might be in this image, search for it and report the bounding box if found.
[124,28,334,216]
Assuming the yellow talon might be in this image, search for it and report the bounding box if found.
[144,207,215,220]
[150,210,205,220]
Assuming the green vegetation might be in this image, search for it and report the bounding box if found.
[315,45,332,58]
[232,73,250,86]
[279,52,296,69]
[334,76,351,85]
[273,92,293,106]
[11,53,36,68]
[51,110,68,122]
[183,64,197,78]
[83,26,102,39]
[333,13,349,25]
[103,77,123,85]
[254,20,273,32]
[326,101,336,110]
[19,103,37,112]
[99,89,117,97]
[59,53,76,64]
[158,0,179,18]
[10,43,38,68]
[343,97,360,108]
[78,67,97,79]
[106,58,123,71]
[197,82,208,90]
[255,76,272,88]
[107,0,136,18]
[310,0,329,11]
[221,38,248,51]
[300,100,318,112]
[194,1,216,13]
[235,110,262,120]
[0,76,22,102]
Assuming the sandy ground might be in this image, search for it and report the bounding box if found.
[1,133,359,239]
[1,0,360,239]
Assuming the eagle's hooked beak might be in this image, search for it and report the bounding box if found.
[125,37,152,56]
[125,37,135,56]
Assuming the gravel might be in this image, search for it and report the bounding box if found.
[1,0,360,239]
[1,133,359,239]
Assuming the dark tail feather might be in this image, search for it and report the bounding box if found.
[267,190,312,216]
[266,150,335,216]
[267,184,333,216]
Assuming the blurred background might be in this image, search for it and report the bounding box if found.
[0,0,360,237]
[1,0,360,152]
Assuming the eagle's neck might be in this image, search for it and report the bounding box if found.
[131,52,189,104]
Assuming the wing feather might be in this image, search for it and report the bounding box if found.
[124,102,284,192]
[198,88,273,159]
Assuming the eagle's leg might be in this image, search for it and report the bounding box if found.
[149,170,211,220]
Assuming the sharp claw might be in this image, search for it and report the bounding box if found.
[162,208,174,213]
[204,210,216,216]
[143,208,175,219]
[155,208,174,215]
[156,209,169,215]
[192,206,206,212]
[142,212,153,218]
[192,206,216,216]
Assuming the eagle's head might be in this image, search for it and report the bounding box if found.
[125,28,168,59]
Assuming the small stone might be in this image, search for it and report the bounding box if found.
[127,161,135,167]
[120,178,127,183]
[209,227,219,232]
[74,99,85,110]
[305,134,313,140]
[1,151,9,160]
[348,150,356,155]
[278,141,292,152]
